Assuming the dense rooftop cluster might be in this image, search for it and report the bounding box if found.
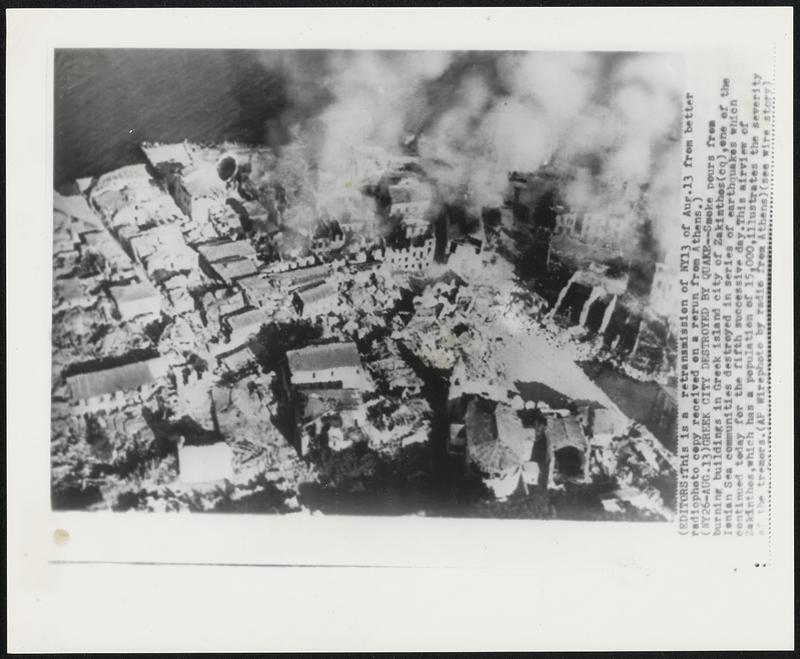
[50,140,677,518]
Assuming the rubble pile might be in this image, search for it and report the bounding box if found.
[365,396,433,453]
[331,267,404,340]
[211,374,301,481]
[363,337,424,400]
[394,315,462,371]
[50,137,678,520]
[589,429,676,519]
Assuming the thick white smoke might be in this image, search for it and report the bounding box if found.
[314,51,454,175]
[258,50,682,259]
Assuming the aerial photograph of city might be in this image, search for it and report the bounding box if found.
[51,49,681,520]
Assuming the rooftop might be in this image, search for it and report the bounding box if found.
[225,307,269,332]
[197,240,257,263]
[53,191,101,228]
[109,281,160,304]
[212,258,258,282]
[547,416,587,452]
[296,281,337,306]
[218,346,256,371]
[287,341,362,374]
[67,358,164,401]
[265,263,332,285]
[237,274,274,295]
[465,400,529,473]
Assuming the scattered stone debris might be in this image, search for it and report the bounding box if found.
[51,140,677,520]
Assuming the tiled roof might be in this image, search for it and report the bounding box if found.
[296,282,337,306]
[265,263,332,285]
[109,281,160,304]
[237,274,274,295]
[287,342,361,374]
[212,258,258,281]
[197,240,257,263]
[218,346,256,371]
[547,416,587,452]
[67,358,164,401]
[225,307,269,332]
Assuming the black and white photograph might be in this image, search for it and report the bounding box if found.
[7,7,794,654]
[51,48,681,519]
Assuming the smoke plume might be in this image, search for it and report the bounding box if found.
[256,50,683,260]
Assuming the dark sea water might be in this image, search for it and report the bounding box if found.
[54,49,292,185]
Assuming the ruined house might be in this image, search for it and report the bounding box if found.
[196,239,258,265]
[382,235,436,272]
[161,274,195,314]
[299,388,367,454]
[366,339,424,400]
[53,278,96,312]
[310,220,346,254]
[80,230,135,278]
